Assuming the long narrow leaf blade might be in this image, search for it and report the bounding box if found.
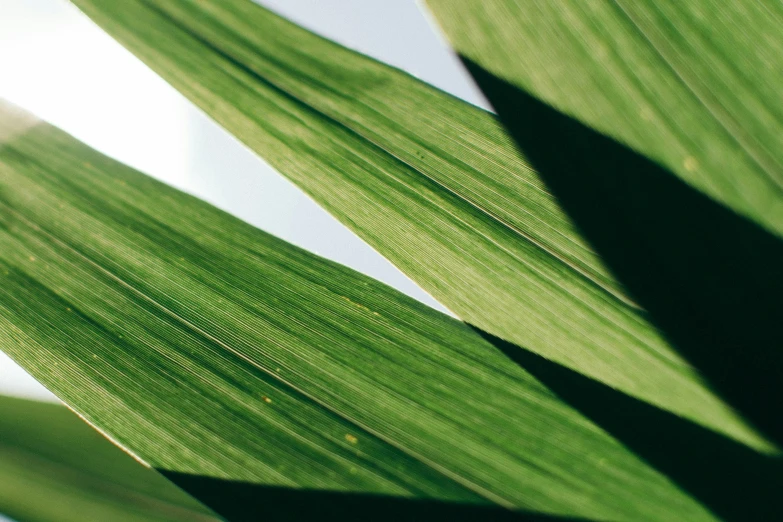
[0,102,717,520]
[68,0,770,451]
[424,0,783,447]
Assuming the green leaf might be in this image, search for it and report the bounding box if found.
[424,0,783,448]
[67,0,771,452]
[0,394,217,522]
[425,0,783,236]
[0,101,721,521]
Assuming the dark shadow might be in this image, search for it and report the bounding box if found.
[462,58,783,448]
[474,327,783,521]
[161,471,582,522]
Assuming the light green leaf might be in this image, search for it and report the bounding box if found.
[0,394,217,522]
[426,0,783,236]
[424,0,783,450]
[66,0,772,452]
[0,102,719,521]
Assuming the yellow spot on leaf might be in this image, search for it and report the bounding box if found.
[345,434,358,444]
[683,156,699,172]
[340,296,373,314]
[262,396,272,404]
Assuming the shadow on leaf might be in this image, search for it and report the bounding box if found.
[161,471,581,522]
[474,328,783,521]
[462,58,783,449]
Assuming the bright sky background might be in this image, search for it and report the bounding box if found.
[0,0,488,402]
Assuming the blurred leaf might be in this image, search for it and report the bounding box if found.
[424,0,783,448]
[67,0,769,452]
[0,395,217,522]
[0,101,717,520]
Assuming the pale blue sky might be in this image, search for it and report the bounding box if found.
[0,0,488,401]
